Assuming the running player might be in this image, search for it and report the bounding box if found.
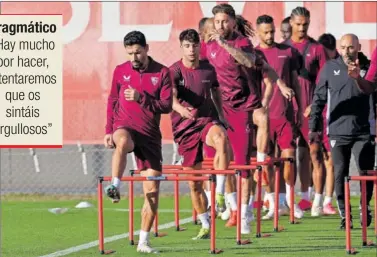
[255,14,303,219]
[170,29,231,239]
[284,7,328,213]
[206,3,293,233]
[104,31,172,253]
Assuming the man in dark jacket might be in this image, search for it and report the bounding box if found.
[309,34,376,229]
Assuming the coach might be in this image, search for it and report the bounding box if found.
[309,34,376,229]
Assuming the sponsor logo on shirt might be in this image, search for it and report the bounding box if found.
[210,52,216,59]
[333,70,340,76]
[278,55,287,58]
[178,79,184,86]
[151,77,159,86]
[123,75,131,82]
[202,80,210,83]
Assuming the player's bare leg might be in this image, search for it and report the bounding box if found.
[183,163,211,240]
[309,142,325,216]
[283,148,304,218]
[248,172,257,220]
[105,128,135,203]
[137,168,161,254]
[262,164,276,220]
[297,143,311,211]
[323,152,336,214]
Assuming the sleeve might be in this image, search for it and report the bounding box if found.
[210,66,219,89]
[105,66,120,134]
[137,68,173,114]
[169,64,180,89]
[238,37,254,54]
[308,63,329,132]
[365,47,377,83]
[317,44,329,69]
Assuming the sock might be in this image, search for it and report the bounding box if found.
[285,184,292,207]
[279,193,286,205]
[248,195,254,212]
[225,193,231,208]
[138,230,149,245]
[241,204,248,219]
[313,193,322,207]
[205,190,211,208]
[257,152,267,162]
[267,192,275,210]
[301,191,309,201]
[308,186,313,198]
[323,196,332,206]
[263,192,268,203]
[228,192,237,211]
[215,175,226,194]
[198,212,210,229]
[112,177,120,188]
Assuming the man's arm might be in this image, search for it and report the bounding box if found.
[365,47,377,83]
[262,76,274,108]
[210,87,224,118]
[308,64,328,132]
[137,68,173,114]
[105,66,120,134]
[221,42,256,68]
[291,70,302,112]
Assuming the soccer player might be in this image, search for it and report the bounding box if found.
[284,7,328,213]
[309,34,375,229]
[255,15,302,219]
[318,33,338,59]
[366,47,377,84]
[280,17,292,41]
[104,31,172,253]
[206,3,293,233]
[170,29,231,239]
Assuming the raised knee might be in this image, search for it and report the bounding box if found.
[212,132,227,151]
[116,136,132,151]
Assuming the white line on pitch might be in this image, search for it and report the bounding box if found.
[38,217,193,257]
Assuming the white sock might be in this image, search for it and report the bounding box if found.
[313,193,322,207]
[112,177,120,188]
[248,195,254,212]
[198,212,210,229]
[138,230,149,245]
[205,190,211,208]
[241,204,248,219]
[301,191,309,201]
[257,152,267,162]
[323,196,332,206]
[228,192,237,211]
[263,192,268,203]
[279,193,286,205]
[285,183,292,207]
[267,192,275,210]
[308,186,313,198]
[215,175,226,194]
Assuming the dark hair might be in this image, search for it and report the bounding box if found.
[256,15,274,25]
[235,15,255,38]
[199,17,208,31]
[123,31,147,47]
[318,33,336,51]
[212,3,236,19]
[282,16,291,24]
[179,29,200,44]
[290,6,310,18]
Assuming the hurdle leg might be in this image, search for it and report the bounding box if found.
[175,173,180,231]
[129,177,135,245]
[193,208,198,225]
[210,175,223,254]
[236,171,242,244]
[98,178,105,254]
[345,177,352,254]
[274,163,281,232]
[374,179,377,238]
[289,159,295,224]
[256,166,262,238]
[361,180,368,246]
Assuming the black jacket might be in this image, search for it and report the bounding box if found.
[309,56,371,137]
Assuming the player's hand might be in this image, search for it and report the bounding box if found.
[104,134,114,149]
[124,86,140,101]
[179,106,196,120]
[303,105,312,118]
[308,131,321,145]
[208,30,226,47]
[277,81,294,101]
[347,59,361,79]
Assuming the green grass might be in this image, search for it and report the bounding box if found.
[1,196,376,257]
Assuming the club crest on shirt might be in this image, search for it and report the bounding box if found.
[178,79,185,86]
[123,75,131,82]
[151,77,159,86]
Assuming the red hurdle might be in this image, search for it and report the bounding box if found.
[344,171,377,254]
[97,175,222,254]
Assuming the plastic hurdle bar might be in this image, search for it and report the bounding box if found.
[97,175,222,255]
[131,168,256,245]
[201,157,297,228]
[344,170,377,254]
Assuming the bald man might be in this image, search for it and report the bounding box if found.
[309,34,375,229]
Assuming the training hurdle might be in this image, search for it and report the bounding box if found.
[344,170,377,254]
[97,175,222,254]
